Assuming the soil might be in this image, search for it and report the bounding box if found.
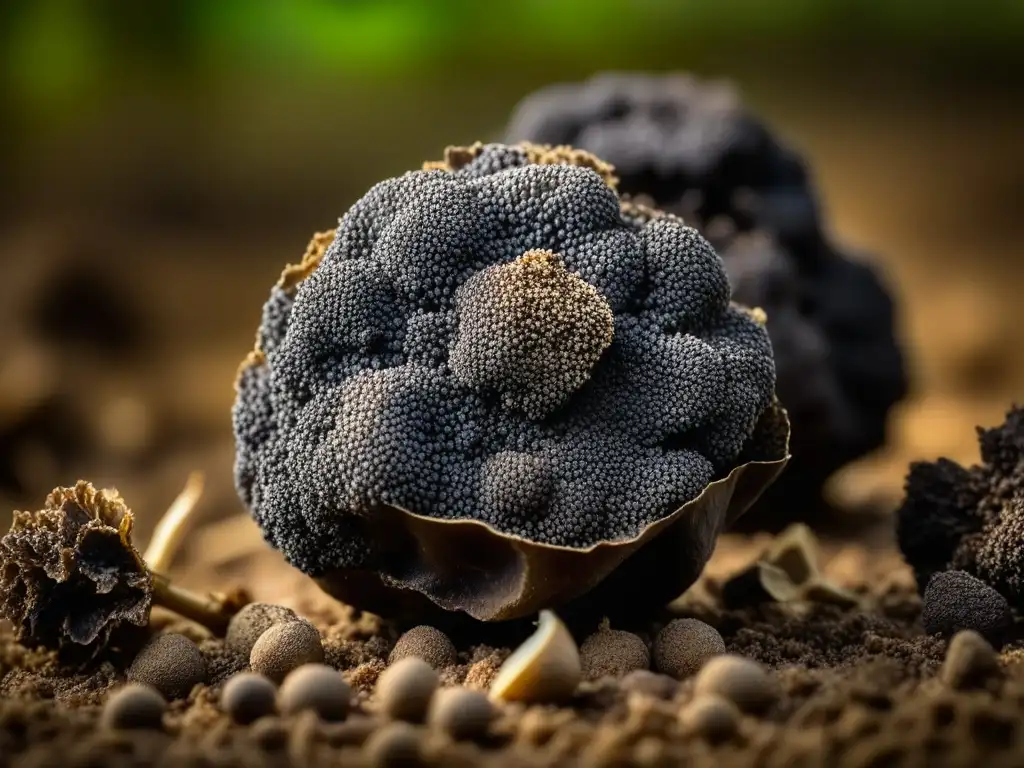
[3,521,1024,768]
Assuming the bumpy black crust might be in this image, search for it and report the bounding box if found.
[0,481,152,655]
[505,72,907,524]
[896,406,1024,609]
[233,142,776,579]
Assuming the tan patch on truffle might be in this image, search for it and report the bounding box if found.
[424,141,620,190]
[277,229,337,294]
[236,228,336,386]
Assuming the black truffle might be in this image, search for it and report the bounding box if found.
[101,683,167,730]
[221,671,278,724]
[278,663,352,721]
[388,626,457,670]
[250,619,324,683]
[897,406,1024,608]
[0,481,152,655]
[652,619,725,680]
[233,140,784,622]
[922,570,1012,643]
[127,633,207,700]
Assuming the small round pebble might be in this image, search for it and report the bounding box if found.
[127,633,208,700]
[101,684,167,730]
[679,694,741,743]
[376,657,439,723]
[278,663,352,721]
[580,628,650,680]
[693,655,778,714]
[221,672,277,724]
[226,602,298,655]
[427,687,495,741]
[250,619,324,683]
[940,629,1002,691]
[364,721,423,768]
[922,571,1012,643]
[388,626,457,670]
[652,619,725,680]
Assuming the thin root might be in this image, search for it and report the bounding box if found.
[144,471,205,574]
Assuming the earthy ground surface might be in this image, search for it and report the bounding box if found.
[1,65,1023,767]
[2,522,1023,768]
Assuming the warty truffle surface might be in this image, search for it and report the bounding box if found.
[233,142,776,577]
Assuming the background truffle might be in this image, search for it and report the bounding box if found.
[897,406,1024,609]
[505,72,907,530]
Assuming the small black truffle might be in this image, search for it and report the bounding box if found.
[101,684,167,730]
[580,627,650,680]
[652,619,725,680]
[388,626,457,670]
[278,663,352,721]
[127,633,207,700]
[221,671,278,724]
[922,570,1012,643]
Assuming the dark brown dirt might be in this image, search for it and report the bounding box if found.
[5,528,1024,768]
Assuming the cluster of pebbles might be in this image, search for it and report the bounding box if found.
[5,537,1024,768]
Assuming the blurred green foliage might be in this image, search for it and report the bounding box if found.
[3,0,1022,114]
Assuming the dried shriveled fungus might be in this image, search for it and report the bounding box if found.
[0,477,245,658]
[233,141,789,625]
[897,406,1024,612]
[506,72,906,528]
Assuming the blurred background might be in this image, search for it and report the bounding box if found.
[1,0,1022,592]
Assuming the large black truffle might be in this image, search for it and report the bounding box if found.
[0,481,152,656]
[505,73,907,529]
[233,141,788,623]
